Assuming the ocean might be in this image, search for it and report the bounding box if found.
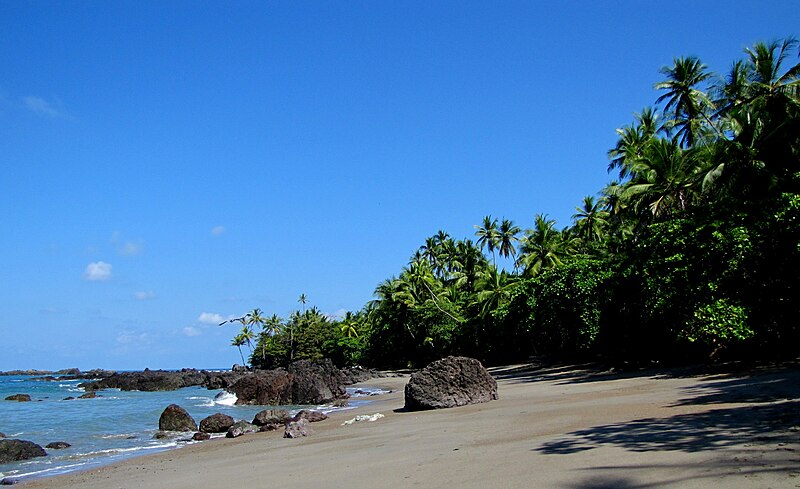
[0,373,384,483]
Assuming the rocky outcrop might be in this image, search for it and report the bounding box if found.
[81,368,207,392]
[192,432,211,441]
[284,418,313,438]
[78,392,97,399]
[226,420,258,438]
[158,404,198,432]
[252,409,292,426]
[404,356,498,411]
[227,369,294,405]
[0,439,47,464]
[228,359,349,406]
[4,394,31,402]
[45,441,71,449]
[199,413,235,433]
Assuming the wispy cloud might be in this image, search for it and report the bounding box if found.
[111,232,144,256]
[134,290,156,301]
[211,226,225,236]
[23,95,61,118]
[182,326,202,337]
[84,261,112,281]
[198,312,224,324]
[116,329,152,346]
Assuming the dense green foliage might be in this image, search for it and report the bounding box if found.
[232,38,800,369]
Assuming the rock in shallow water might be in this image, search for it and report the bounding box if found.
[45,441,71,449]
[404,356,498,411]
[4,394,31,402]
[0,439,47,464]
[199,413,234,434]
[158,404,198,432]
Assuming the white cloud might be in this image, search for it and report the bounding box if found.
[23,96,60,117]
[84,261,112,281]
[183,326,202,337]
[116,329,151,345]
[119,241,143,256]
[198,312,224,324]
[211,226,225,236]
[134,291,156,300]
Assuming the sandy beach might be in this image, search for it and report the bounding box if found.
[19,362,800,488]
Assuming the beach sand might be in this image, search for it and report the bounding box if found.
[20,362,800,488]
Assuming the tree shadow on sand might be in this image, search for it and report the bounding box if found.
[538,400,799,455]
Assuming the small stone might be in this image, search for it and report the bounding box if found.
[192,432,211,441]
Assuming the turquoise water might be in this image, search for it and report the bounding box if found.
[0,374,378,483]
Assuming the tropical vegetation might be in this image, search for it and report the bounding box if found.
[228,38,800,369]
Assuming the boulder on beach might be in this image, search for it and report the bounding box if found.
[228,359,348,405]
[404,356,498,411]
[284,418,313,438]
[0,439,47,464]
[292,410,328,423]
[45,441,71,449]
[158,404,198,432]
[4,394,31,402]
[199,413,235,434]
[252,409,291,426]
[192,432,211,441]
[226,420,258,438]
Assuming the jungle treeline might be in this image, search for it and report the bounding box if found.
[230,38,800,369]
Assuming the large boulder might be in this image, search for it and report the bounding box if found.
[158,404,198,431]
[0,439,47,464]
[404,356,498,411]
[292,410,328,423]
[4,394,31,402]
[199,413,235,433]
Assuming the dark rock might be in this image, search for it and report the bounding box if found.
[4,394,31,402]
[78,391,97,399]
[0,439,47,464]
[333,398,349,407]
[45,441,71,449]
[153,431,170,439]
[56,368,81,375]
[158,404,198,432]
[63,396,75,401]
[192,432,211,441]
[252,409,291,426]
[232,364,248,373]
[86,369,207,392]
[0,433,5,438]
[199,413,235,433]
[284,418,313,438]
[258,423,283,432]
[340,366,384,384]
[227,370,294,405]
[292,410,328,423]
[1,477,18,485]
[404,356,498,411]
[225,420,258,438]
[286,359,348,404]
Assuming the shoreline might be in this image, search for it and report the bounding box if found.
[16,362,800,488]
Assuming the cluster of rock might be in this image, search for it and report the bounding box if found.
[156,403,327,440]
[0,438,70,464]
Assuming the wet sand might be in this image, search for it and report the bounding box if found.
[20,362,800,488]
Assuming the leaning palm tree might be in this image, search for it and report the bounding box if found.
[231,333,247,365]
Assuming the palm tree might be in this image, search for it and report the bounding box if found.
[608,107,662,179]
[245,308,266,332]
[497,218,521,268]
[622,138,703,218]
[474,215,500,265]
[572,196,610,242]
[298,294,307,314]
[339,311,360,338]
[231,333,247,365]
[655,56,716,148]
[517,214,566,276]
[474,265,517,317]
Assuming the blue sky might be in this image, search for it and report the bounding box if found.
[2,2,797,370]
